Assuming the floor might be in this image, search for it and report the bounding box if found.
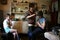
[19,34,48,40]
[0,33,48,40]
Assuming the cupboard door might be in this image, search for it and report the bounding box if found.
[0,0,7,5]
[0,10,4,32]
[58,12,60,24]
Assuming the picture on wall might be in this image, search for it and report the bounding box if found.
[0,0,7,5]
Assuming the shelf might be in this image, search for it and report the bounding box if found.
[11,3,29,13]
[11,12,25,15]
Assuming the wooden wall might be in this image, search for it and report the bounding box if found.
[0,0,51,12]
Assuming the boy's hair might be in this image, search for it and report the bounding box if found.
[37,11,43,17]
[11,13,15,16]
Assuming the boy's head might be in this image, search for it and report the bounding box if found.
[37,11,43,17]
[10,13,15,19]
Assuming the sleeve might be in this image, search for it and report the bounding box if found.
[38,18,45,24]
[42,18,45,22]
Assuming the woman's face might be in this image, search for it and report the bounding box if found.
[29,7,34,12]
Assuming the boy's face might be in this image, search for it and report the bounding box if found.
[38,15,41,18]
[10,15,15,20]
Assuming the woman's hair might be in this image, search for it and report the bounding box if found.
[29,3,35,8]
[37,11,43,17]
[7,13,10,16]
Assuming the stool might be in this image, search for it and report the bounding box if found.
[36,33,48,40]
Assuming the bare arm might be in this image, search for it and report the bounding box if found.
[7,19,12,27]
[37,21,45,29]
[26,14,35,19]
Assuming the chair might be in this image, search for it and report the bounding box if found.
[1,27,14,40]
